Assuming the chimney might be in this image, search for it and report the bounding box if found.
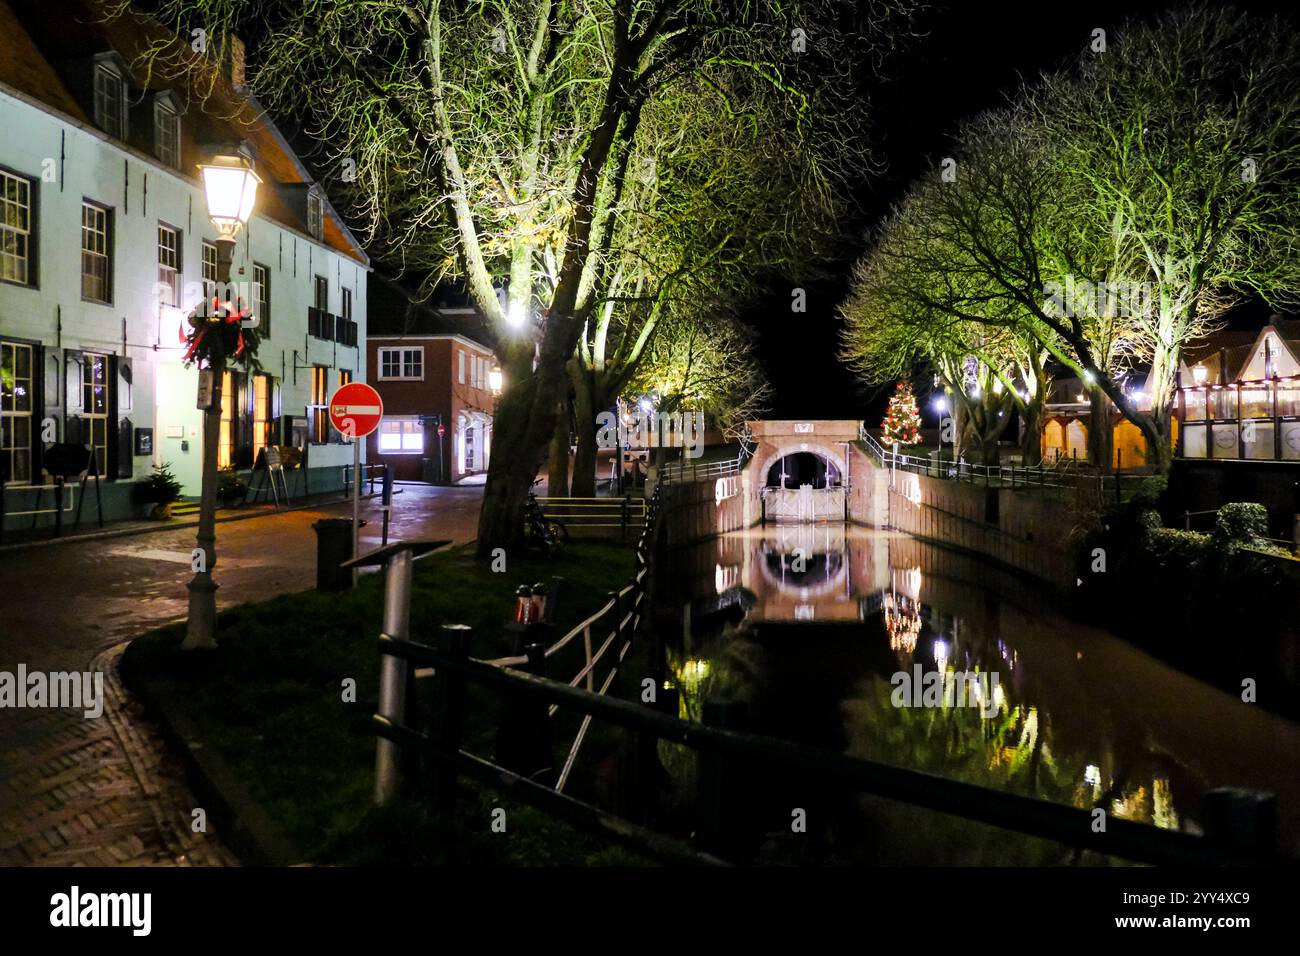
[224,35,246,91]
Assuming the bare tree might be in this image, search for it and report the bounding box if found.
[116,0,919,551]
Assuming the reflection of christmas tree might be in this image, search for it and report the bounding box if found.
[881,380,921,446]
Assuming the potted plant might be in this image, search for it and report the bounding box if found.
[218,466,248,507]
[138,463,183,518]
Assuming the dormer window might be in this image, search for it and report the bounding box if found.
[307,189,323,241]
[153,93,182,169]
[92,56,127,139]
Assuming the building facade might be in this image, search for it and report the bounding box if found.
[0,0,370,530]
[366,333,497,484]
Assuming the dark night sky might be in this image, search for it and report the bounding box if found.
[748,0,1299,424]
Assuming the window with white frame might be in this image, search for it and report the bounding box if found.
[253,262,270,335]
[202,241,218,299]
[157,223,180,307]
[458,349,466,385]
[307,190,323,240]
[81,202,111,303]
[154,98,180,169]
[0,170,33,286]
[1,340,33,484]
[378,347,423,381]
[93,62,126,138]
[378,417,424,454]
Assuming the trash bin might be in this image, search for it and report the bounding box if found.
[421,457,435,483]
[313,517,365,591]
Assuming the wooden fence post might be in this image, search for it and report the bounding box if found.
[427,624,472,819]
[495,641,553,778]
[1201,787,1276,860]
[695,699,747,852]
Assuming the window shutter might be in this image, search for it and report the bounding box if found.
[116,414,133,478]
[115,357,133,478]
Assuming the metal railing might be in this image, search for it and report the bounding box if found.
[859,424,1086,490]
[478,487,660,790]
[656,452,744,485]
[535,495,646,539]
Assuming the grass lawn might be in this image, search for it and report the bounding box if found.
[121,539,656,865]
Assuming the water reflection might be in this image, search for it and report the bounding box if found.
[662,526,1300,862]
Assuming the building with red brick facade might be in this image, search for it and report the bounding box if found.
[364,274,498,483]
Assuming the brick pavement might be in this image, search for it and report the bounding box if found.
[0,484,483,866]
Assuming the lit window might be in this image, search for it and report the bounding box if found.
[1,341,33,484]
[310,366,329,444]
[0,170,33,285]
[378,418,423,454]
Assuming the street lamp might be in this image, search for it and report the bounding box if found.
[1192,364,1209,385]
[184,150,260,651]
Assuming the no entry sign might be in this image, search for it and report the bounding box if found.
[329,382,384,439]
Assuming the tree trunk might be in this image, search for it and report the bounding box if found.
[1088,392,1113,469]
[476,339,568,557]
[546,396,571,497]
[570,370,601,498]
[1020,400,1043,466]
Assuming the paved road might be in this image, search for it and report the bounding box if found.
[0,484,483,866]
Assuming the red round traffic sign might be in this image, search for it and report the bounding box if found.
[329,382,384,439]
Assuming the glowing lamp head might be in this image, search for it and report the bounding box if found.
[1192,364,1209,385]
[506,301,526,328]
[932,396,947,412]
[488,365,503,394]
[198,153,260,237]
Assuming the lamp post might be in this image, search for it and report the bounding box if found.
[184,150,260,650]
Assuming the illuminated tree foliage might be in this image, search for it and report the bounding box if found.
[115,0,919,550]
[843,5,1300,471]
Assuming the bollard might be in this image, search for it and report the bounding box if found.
[381,465,394,546]
[374,547,414,805]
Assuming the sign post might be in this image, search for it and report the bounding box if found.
[329,382,384,580]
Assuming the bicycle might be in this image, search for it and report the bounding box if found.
[524,480,569,556]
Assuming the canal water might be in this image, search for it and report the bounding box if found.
[653,524,1300,864]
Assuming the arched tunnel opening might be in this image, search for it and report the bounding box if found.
[761,450,847,522]
[765,451,841,489]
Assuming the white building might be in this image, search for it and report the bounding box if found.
[0,0,370,530]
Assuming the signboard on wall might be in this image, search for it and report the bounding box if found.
[134,428,153,456]
[196,369,215,409]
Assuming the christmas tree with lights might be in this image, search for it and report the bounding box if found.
[881,379,922,446]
